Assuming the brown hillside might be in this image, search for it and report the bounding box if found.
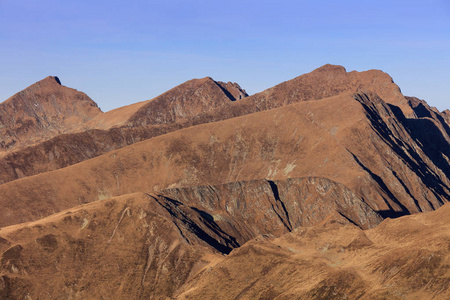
[78,78,247,131]
[0,193,221,299]
[242,64,412,116]
[79,100,150,130]
[0,191,447,299]
[0,92,447,228]
[0,175,380,299]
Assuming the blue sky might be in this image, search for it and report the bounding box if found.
[0,0,449,112]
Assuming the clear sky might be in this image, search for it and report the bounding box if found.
[0,0,449,112]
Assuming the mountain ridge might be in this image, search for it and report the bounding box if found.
[0,90,448,228]
[0,64,439,187]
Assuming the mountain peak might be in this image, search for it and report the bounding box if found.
[26,76,63,90]
[312,64,347,73]
[0,76,101,152]
[252,64,413,116]
[127,76,248,126]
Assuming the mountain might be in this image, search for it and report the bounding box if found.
[0,76,102,153]
[0,65,449,298]
[0,90,448,227]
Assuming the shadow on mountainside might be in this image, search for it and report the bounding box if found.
[354,93,448,213]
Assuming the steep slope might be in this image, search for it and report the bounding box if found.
[0,76,101,153]
[216,81,248,100]
[176,202,450,299]
[442,109,450,125]
[0,92,447,228]
[350,93,450,215]
[160,177,382,235]
[406,97,450,167]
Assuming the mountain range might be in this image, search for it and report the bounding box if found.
[0,65,449,299]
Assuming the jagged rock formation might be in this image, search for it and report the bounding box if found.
[216,81,248,100]
[176,202,450,299]
[160,177,382,237]
[442,109,450,125]
[0,76,101,153]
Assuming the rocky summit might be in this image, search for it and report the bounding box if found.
[0,65,449,299]
[0,76,102,154]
